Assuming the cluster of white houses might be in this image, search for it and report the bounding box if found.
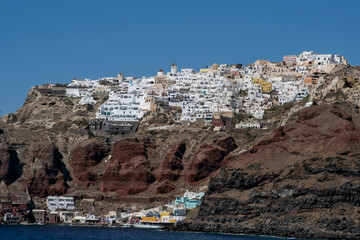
[63,51,347,129]
[283,51,347,69]
[96,77,152,122]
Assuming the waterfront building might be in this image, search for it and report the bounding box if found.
[72,215,99,224]
[32,209,46,223]
[174,197,201,209]
[174,190,205,209]
[59,211,74,223]
[49,212,60,223]
[46,196,75,212]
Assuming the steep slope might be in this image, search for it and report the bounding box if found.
[175,103,360,239]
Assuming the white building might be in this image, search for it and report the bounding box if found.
[79,94,97,105]
[236,122,260,129]
[46,196,75,212]
[96,78,152,122]
[291,51,346,66]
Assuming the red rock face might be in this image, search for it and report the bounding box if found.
[187,136,237,182]
[27,144,70,197]
[246,104,360,167]
[0,145,21,185]
[71,139,109,188]
[100,138,156,195]
[157,143,186,182]
[99,135,237,196]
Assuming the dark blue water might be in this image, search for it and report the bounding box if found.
[0,225,300,240]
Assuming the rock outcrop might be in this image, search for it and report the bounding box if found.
[187,136,237,183]
[26,143,71,197]
[157,143,186,183]
[71,139,109,188]
[2,86,99,129]
[100,138,156,195]
[174,103,360,239]
[0,144,22,185]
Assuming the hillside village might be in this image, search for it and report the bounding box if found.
[63,50,347,133]
[0,50,351,227]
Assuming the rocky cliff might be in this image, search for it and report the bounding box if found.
[174,103,360,239]
[3,80,360,238]
[0,87,257,211]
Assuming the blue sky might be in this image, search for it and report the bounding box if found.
[0,0,359,115]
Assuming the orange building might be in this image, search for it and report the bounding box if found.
[141,216,158,222]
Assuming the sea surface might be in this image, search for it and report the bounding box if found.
[0,225,308,240]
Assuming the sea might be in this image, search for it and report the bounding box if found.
[0,225,307,240]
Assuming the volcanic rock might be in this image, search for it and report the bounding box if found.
[187,136,237,182]
[27,143,71,197]
[71,139,109,188]
[100,138,156,195]
[0,144,22,185]
[175,103,360,239]
[157,143,186,182]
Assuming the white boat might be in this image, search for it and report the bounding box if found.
[132,223,162,229]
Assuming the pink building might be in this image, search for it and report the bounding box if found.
[283,55,297,62]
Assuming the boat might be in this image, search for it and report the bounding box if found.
[132,223,162,229]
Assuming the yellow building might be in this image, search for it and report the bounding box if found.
[261,81,272,92]
[252,78,272,92]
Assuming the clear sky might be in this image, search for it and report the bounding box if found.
[0,0,359,115]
